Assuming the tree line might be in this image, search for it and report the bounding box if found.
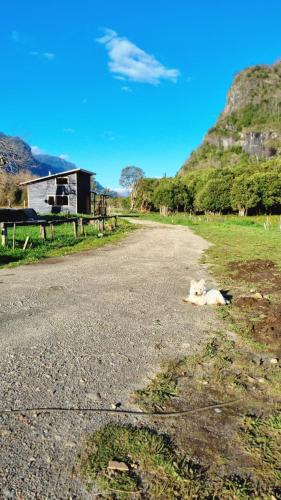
[133,158,281,215]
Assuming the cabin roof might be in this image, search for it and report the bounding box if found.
[20,168,95,186]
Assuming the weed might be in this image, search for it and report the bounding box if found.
[205,338,219,357]
[81,424,204,498]
[134,360,182,410]
[240,413,281,483]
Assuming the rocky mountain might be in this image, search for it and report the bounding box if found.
[34,154,77,173]
[0,133,38,174]
[180,62,281,175]
[0,132,116,195]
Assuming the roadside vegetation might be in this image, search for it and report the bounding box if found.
[82,213,281,498]
[0,218,135,268]
[133,158,281,215]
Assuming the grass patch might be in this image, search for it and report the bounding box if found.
[139,213,281,277]
[134,359,183,411]
[0,219,136,268]
[240,413,281,489]
[81,424,203,498]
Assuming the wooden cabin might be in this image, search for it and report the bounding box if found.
[20,168,95,215]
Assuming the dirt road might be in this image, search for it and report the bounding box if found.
[0,220,219,498]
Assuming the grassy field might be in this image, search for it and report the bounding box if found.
[0,218,135,268]
[82,213,281,498]
[139,213,281,272]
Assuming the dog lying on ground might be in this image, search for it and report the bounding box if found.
[183,279,228,306]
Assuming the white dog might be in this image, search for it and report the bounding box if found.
[183,279,228,306]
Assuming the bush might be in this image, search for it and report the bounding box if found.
[0,171,33,207]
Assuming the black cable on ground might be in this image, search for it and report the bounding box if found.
[0,398,242,417]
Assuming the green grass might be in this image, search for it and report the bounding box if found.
[240,413,281,486]
[134,359,183,410]
[81,424,203,498]
[139,213,281,273]
[0,219,135,268]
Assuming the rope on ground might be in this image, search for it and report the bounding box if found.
[0,398,242,417]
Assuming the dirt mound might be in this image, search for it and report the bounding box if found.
[234,294,281,354]
[235,295,270,309]
[228,260,281,292]
[252,304,281,352]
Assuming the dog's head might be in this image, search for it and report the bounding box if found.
[190,279,206,296]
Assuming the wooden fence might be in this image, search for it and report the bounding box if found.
[0,215,118,248]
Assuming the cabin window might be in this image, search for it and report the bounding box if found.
[56,195,69,206]
[48,196,55,205]
[47,195,69,206]
[56,177,69,185]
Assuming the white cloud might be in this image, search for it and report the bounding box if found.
[111,187,129,197]
[31,145,44,155]
[97,29,180,85]
[59,154,70,160]
[121,85,133,93]
[11,30,20,42]
[30,51,55,61]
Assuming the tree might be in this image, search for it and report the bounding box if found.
[172,178,192,211]
[231,174,261,215]
[134,177,160,211]
[195,171,233,213]
[0,170,34,206]
[119,166,145,209]
[152,179,175,209]
[254,171,281,212]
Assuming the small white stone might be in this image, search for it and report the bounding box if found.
[214,408,222,414]
[108,461,129,472]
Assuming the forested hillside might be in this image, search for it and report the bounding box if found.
[180,62,281,174]
[135,62,281,215]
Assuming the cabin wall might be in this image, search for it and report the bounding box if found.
[28,173,77,214]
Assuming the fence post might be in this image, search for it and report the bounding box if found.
[99,217,104,232]
[79,217,85,236]
[73,220,78,239]
[115,215,118,228]
[50,223,55,239]
[1,223,8,247]
[40,224,46,240]
[12,223,16,249]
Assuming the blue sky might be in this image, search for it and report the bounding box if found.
[1,1,281,189]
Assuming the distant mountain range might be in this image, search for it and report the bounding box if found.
[0,132,117,196]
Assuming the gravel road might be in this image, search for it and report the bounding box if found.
[0,220,219,499]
